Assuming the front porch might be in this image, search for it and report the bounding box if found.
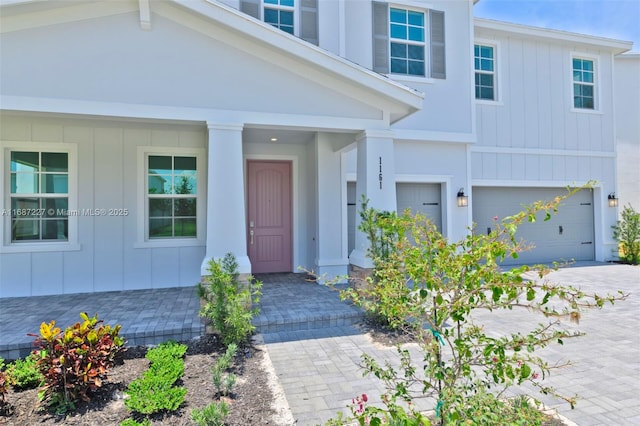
[0,273,364,360]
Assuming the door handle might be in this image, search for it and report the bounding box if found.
[559,225,563,235]
[250,229,254,245]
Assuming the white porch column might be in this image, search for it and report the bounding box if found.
[201,122,251,275]
[350,130,397,268]
[315,133,349,282]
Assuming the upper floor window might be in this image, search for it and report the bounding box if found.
[573,57,595,109]
[8,151,69,242]
[390,8,425,76]
[474,44,495,100]
[240,0,318,45]
[264,0,295,35]
[373,2,445,79]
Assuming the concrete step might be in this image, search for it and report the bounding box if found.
[251,275,365,340]
[252,309,364,335]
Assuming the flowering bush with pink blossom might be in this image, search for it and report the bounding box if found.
[333,184,626,425]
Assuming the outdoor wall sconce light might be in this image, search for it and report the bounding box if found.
[608,193,618,207]
[457,188,468,207]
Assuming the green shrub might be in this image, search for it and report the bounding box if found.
[333,187,626,426]
[5,353,43,390]
[341,197,431,333]
[197,253,262,347]
[612,204,640,264]
[124,340,188,415]
[191,401,230,426]
[29,312,124,414]
[450,391,549,425]
[145,340,187,363]
[121,418,151,426]
[125,377,187,415]
[211,343,237,397]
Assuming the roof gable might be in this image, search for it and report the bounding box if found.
[0,0,424,125]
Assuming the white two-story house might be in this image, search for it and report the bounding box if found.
[0,0,634,297]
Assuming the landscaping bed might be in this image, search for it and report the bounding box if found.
[1,334,281,425]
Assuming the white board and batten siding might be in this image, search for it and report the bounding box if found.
[474,28,617,153]
[0,115,206,297]
[472,187,595,265]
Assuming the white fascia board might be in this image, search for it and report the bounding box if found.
[474,18,633,55]
[615,53,640,60]
[0,1,138,33]
[171,0,424,113]
[0,95,389,132]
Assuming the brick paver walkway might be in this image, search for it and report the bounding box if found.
[1,263,638,425]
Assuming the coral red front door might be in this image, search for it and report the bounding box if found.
[247,160,292,273]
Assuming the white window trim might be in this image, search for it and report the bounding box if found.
[0,141,80,253]
[388,3,429,78]
[570,51,601,113]
[134,146,206,248]
[474,39,502,104]
[262,0,299,37]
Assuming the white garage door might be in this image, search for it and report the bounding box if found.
[396,183,442,231]
[347,182,442,255]
[472,187,595,265]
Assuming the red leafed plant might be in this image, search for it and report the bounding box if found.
[28,312,125,414]
[0,365,10,416]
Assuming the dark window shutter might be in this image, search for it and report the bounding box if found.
[240,0,260,19]
[372,1,389,74]
[430,10,446,79]
[300,0,319,45]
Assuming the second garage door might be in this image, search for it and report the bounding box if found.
[396,183,442,231]
[347,182,442,255]
[472,187,595,265]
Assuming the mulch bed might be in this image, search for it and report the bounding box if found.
[0,334,280,425]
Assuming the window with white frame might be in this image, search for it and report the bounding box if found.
[474,44,496,101]
[264,0,295,34]
[389,7,426,76]
[9,151,69,242]
[572,57,595,109]
[147,154,198,239]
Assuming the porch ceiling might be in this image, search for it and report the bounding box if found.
[243,127,315,145]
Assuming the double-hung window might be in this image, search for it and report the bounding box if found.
[373,2,446,79]
[474,44,496,100]
[9,151,69,242]
[389,8,426,76]
[147,155,198,239]
[239,0,319,45]
[264,0,294,35]
[573,57,595,109]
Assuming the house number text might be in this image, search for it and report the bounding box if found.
[379,157,383,189]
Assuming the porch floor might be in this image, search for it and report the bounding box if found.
[0,273,363,360]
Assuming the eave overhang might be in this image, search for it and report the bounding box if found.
[474,17,633,55]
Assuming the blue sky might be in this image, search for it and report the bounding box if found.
[474,0,640,52]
